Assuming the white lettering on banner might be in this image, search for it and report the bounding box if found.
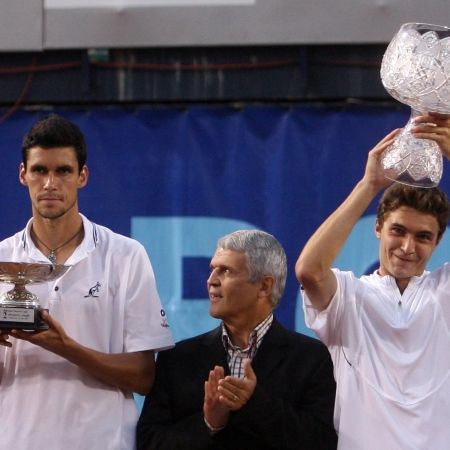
[130,214,450,411]
[131,216,259,413]
[131,216,258,343]
[131,214,450,339]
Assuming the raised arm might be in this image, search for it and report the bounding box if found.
[295,129,399,310]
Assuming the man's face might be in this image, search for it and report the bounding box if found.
[376,206,440,291]
[19,146,88,221]
[207,248,267,325]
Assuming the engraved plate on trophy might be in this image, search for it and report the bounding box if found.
[0,262,69,330]
[380,22,450,187]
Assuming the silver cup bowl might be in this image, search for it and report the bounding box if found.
[0,262,69,330]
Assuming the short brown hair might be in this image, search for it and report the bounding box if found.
[377,184,450,241]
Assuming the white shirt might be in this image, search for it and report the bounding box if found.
[303,266,450,450]
[0,214,174,450]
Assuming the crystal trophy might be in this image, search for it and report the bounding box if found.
[380,22,450,187]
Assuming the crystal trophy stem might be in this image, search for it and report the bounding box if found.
[381,109,443,187]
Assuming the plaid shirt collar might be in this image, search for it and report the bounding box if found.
[221,313,273,377]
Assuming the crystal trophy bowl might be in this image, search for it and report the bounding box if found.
[0,262,69,330]
[380,22,450,187]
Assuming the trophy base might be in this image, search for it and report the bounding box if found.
[0,306,49,331]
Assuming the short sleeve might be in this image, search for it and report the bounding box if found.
[123,242,174,353]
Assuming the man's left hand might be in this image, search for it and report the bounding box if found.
[412,113,450,159]
[217,359,257,411]
[9,310,70,355]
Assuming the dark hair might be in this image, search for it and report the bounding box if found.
[22,114,87,172]
[377,184,450,241]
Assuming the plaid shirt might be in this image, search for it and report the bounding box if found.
[221,313,273,378]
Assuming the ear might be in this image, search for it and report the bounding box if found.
[258,275,275,300]
[19,163,27,186]
[375,218,382,239]
[77,165,89,188]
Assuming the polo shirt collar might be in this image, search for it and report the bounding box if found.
[22,213,98,265]
[372,269,428,288]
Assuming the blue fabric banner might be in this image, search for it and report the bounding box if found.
[1,106,449,343]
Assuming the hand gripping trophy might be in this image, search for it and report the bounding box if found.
[380,22,450,187]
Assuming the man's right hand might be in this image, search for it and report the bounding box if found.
[203,365,230,431]
[361,128,401,192]
[412,113,450,159]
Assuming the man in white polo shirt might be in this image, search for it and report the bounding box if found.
[296,113,450,449]
[0,114,174,450]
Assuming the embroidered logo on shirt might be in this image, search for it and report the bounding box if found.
[160,309,169,328]
[84,282,101,298]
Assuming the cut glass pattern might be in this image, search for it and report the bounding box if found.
[380,23,450,187]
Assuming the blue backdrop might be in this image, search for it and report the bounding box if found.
[1,105,449,344]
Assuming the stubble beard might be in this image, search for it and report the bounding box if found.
[35,199,78,221]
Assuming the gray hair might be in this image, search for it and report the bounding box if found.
[216,229,287,308]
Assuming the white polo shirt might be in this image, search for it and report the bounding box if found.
[303,266,450,450]
[0,214,174,450]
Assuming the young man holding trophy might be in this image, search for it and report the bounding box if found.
[296,114,450,449]
[0,114,173,450]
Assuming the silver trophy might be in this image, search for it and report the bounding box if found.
[0,262,69,330]
[380,22,450,187]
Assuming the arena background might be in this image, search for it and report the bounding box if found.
[0,0,449,409]
[1,106,449,341]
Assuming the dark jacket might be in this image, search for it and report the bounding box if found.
[137,319,337,450]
